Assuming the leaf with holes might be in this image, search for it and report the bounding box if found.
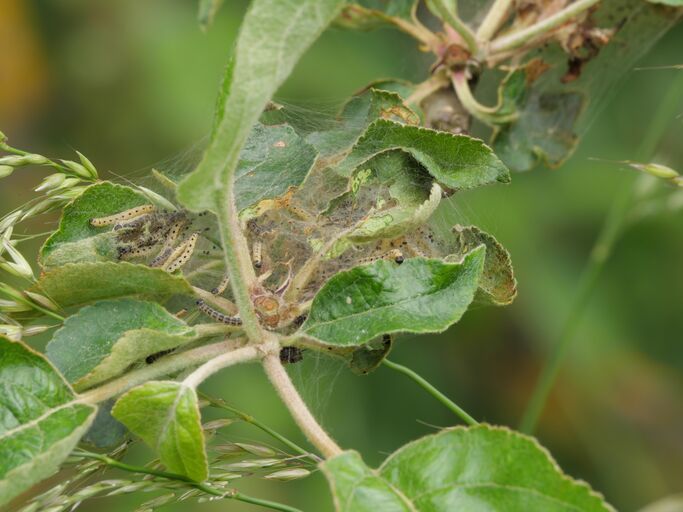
[321,425,614,512]
[301,247,485,346]
[32,261,192,308]
[0,336,97,507]
[112,381,207,482]
[40,182,149,266]
[335,120,510,191]
[491,0,681,171]
[46,299,195,391]
[177,0,346,211]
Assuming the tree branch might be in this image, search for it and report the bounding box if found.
[79,339,245,404]
[262,353,342,459]
[183,345,260,388]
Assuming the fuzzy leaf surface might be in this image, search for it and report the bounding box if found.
[302,247,485,346]
[335,120,510,190]
[447,225,517,306]
[0,337,96,506]
[40,182,148,266]
[304,89,419,156]
[112,381,208,482]
[46,299,194,390]
[321,425,614,512]
[32,261,192,308]
[177,0,346,211]
[234,122,317,212]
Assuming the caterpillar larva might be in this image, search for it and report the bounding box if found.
[150,219,187,268]
[357,248,405,266]
[211,273,230,295]
[90,204,155,227]
[163,232,199,273]
[196,299,243,325]
[252,240,263,269]
[118,243,158,260]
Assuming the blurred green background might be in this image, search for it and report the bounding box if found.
[2,1,683,511]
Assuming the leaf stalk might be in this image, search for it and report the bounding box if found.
[489,0,601,54]
[383,359,478,426]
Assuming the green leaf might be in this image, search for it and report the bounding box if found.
[40,182,148,266]
[0,336,97,507]
[492,0,681,171]
[448,225,517,306]
[325,151,441,245]
[234,122,317,212]
[321,425,614,512]
[177,0,346,211]
[302,247,485,346]
[335,120,510,191]
[46,299,195,390]
[112,381,208,482]
[304,89,420,157]
[32,261,192,308]
[350,182,441,242]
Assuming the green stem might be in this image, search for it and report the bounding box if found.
[489,0,601,54]
[74,451,302,512]
[79,339,245,403]
[183,345,261,388]
[519,73,683,434]
[384,13,440,50]
[383,359,478,426]
[476,0,513,42]
[426,0,478,54]
[232,493,304,512]
[21,297,65,322]
[0,284,65,321]
[404,73,450,107]
[216,188,263,343]
[201,393,321,463]
[0,141,73,175]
